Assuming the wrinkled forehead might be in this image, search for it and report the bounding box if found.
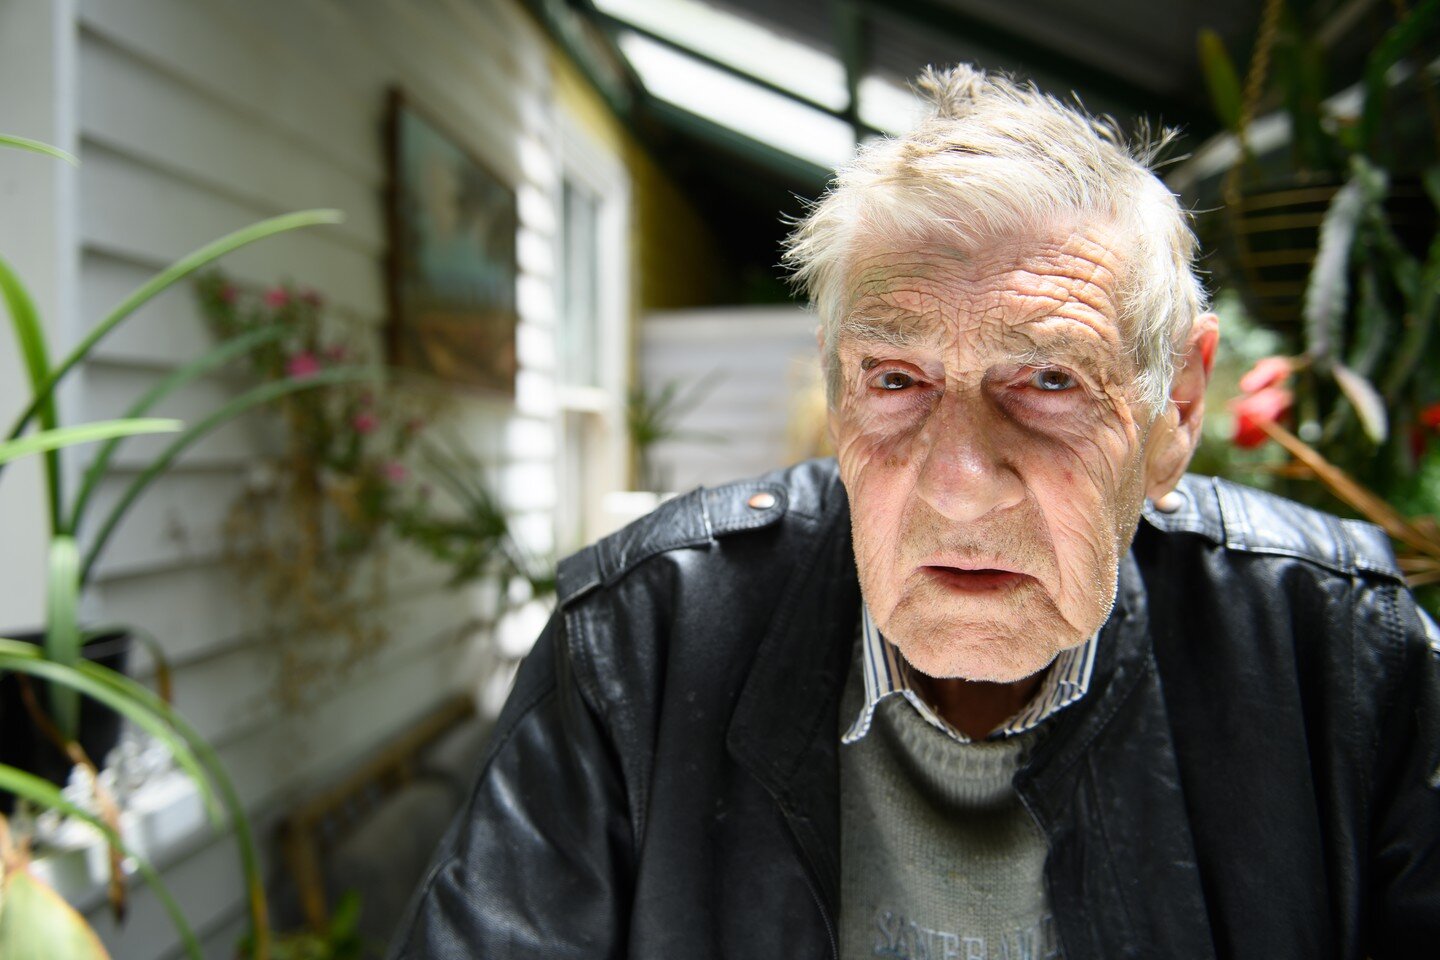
[836,227,1131,360]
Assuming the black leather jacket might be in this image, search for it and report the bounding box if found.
[391,460,1440,959]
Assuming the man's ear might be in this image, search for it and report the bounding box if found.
[1145,312,1219,501]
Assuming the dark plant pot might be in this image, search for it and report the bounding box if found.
[1210,176,1436,334]
[0,630,130,813]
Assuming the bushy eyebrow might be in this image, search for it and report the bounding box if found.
[836,313,938,348]
[1008,327,1120,377]
[838,313,1124,381]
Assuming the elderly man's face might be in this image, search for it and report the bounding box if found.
[830,227,1198,683]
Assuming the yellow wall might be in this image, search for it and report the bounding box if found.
[548,46,726,314]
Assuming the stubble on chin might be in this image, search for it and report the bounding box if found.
[881,575,1077,681]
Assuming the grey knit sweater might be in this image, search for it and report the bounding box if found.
[839,657,1062,960]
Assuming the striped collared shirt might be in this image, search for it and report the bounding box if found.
[841,605,1099,745]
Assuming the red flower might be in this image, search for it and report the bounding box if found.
[1238,355,1293,394]
[1421,402,1440,432]
[352,412,379,435]
[1229,386,1293,448]
[218,283,239,304]
[382,461,407,484]
[285,351,321,378]
[263,287,290,309]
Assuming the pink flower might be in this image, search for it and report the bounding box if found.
[263,287,290,309]
[352,412,379,435]
[1238,355,1293,394]
[382,461,407,484]
[1229,386,1292,449]
[285,352,321,378]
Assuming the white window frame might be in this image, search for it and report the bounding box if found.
[553,110,631,552]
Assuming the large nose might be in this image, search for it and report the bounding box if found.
[914,389,1025,523]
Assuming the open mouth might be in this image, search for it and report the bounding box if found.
[923,566,1027,592]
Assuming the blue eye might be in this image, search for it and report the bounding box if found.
[1030,368,1076,392]
[876,371,915,391]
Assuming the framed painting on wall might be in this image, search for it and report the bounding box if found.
[386,89,518,395]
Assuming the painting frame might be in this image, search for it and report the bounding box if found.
[385,88,519,396]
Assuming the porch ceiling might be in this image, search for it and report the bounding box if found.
[527,0,1390,299]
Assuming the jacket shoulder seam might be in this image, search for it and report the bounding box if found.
[556,479,801,606]
[1145,475,1403,583]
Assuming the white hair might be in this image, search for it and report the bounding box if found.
[783,65,1206,412]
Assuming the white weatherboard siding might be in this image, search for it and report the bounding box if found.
[640,307,822,495]
[0,1,584,956]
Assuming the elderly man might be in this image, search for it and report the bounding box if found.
[392,67,1439,959]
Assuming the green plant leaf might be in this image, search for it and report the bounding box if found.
[0,863,112,960]
[1424,165,1440,213]
[6,209,344,446]
[1331,362,1388,443]
[66,325,286,534]
[1285,34,1333,173]
[106,625,174,705]
[0,419,182,467]
[80,365,376,586]
[44,537,83,739]
[0,643,271,958]
[1358,0,1439,153]
[1197,29,1244,133]
[1348,262,1393,379]
[1381,230,1440,399]
[0,641,221,824]
[0,252,62,530]
[0,764,201,960]
[1303,164,1385,366]
[330,890,362,937]
[0,133,78,165]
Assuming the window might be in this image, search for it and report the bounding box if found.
[553,116,629,554]
[559,179,602,389]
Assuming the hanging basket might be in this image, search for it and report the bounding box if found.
[1212,175,1436,334]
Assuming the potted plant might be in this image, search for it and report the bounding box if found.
[0,133,362,959]
[1195,0,1440,498]
[624,373,726,494]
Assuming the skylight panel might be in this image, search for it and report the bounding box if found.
[618,31,856,172]
[858,75,926,136]
[596,0,848,111]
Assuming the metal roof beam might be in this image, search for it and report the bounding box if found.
[863,0,1203,124]
[835,0,866,139]
[640,97,834,190]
